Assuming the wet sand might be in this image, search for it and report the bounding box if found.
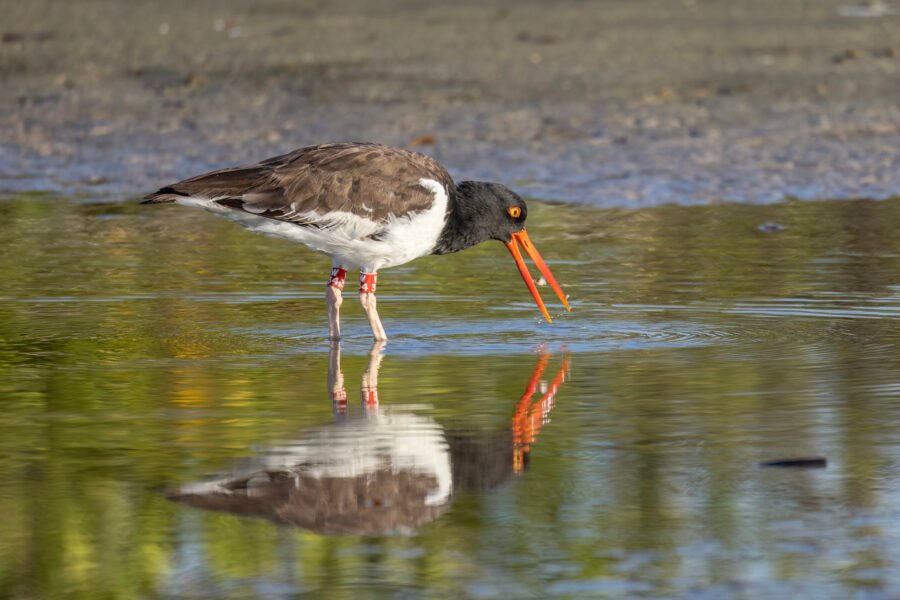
[1,0,899,205]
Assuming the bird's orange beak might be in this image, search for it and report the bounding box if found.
[505,230,571,323]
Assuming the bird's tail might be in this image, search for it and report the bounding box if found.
[142,164,271,204]
[141,187,187,204]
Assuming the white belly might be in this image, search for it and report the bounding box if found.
[176,409,453,508]
[176,178,449,273]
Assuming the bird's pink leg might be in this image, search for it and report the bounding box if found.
[359,272,388,341]
[326,266,347,341]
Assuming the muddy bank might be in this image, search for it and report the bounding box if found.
[1,0,899,205]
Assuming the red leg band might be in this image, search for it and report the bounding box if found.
[327,267,347,290]
[331,388,347,414]
[359,272,377,294]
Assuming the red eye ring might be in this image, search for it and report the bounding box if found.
[508,207,522,218]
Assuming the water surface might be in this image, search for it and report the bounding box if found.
[1,195,900,598]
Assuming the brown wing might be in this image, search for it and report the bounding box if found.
[143,143,454,226]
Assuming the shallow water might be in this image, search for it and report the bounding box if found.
[1,194,900,598]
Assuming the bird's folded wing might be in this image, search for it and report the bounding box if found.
[144,143,453,228]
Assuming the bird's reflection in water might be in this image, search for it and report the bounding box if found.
[167,344,570,535]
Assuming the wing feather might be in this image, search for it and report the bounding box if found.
[143,143,454,230]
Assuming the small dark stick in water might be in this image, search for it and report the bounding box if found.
[758,457,827,469]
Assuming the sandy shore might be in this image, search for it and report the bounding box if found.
[1,0,899,205]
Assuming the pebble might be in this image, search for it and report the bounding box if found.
[831,48,861,64]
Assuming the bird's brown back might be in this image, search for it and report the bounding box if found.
[143,142,455,226]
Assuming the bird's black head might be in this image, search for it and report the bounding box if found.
[457,181,527,242]
[436,179,571,322]
[433,181,528,255]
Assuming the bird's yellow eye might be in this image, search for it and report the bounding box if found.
[508,207,522,218]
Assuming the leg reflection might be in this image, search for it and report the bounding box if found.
[328,341,387,415]
[328,341,348,415]
[362,341,386,412]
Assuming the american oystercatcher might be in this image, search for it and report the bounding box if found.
[143,142,570,340]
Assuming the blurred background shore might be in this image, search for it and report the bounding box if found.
[1,0,899,205]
